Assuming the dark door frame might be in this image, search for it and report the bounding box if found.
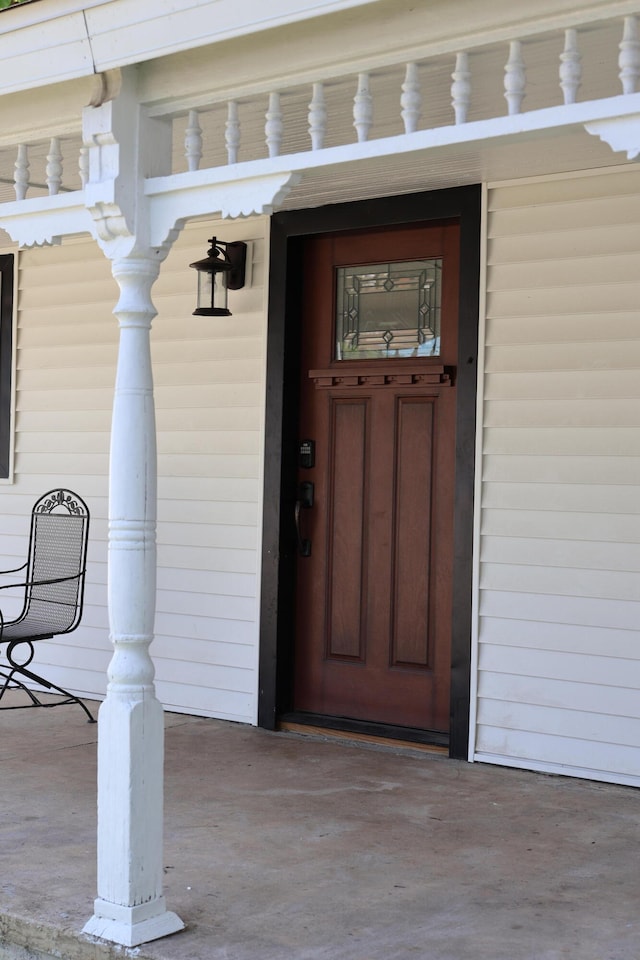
[258,185,481,759]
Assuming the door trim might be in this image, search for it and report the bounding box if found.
[259,185,481,759]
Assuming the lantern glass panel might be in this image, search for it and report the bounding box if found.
[212,270,229,314]
[197,270,213,311]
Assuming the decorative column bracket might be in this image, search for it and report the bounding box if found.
[146,169,301,248]
[584,111,640,159]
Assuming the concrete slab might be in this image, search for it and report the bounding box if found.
[0,694,638,960]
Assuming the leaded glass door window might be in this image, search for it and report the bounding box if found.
[335,259,441,360]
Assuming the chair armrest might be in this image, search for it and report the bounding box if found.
[0,569,84,593]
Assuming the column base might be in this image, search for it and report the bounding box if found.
[83,897,184,947]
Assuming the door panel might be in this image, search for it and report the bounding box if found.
[294,222,460,733]
[392,397,434,668]
[327,398,367,661]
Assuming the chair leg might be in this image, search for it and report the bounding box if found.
[0,660,96,723]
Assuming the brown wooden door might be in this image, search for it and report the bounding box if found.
[293,222,460,733]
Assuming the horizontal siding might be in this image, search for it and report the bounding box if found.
[2,218,267,724]
[475,168,640,786]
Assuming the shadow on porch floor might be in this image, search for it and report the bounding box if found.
[0,692,638,960]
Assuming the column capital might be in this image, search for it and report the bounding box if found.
[83,66,175,261]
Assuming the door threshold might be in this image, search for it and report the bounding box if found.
[278,713,449,755]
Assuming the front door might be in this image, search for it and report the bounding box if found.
[293,221,460,734]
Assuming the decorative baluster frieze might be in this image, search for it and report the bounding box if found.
[451,52,471,124]
[353,73,373,142]
[46,138,63,196]
[619,16,640,94]
[401,63,421,134]
[225,101,241,164]
[560,29,582,105]
[184,110,203,172]
[265,92,283,158]
[14,144,29,201]
[504,40,526,115]
[308,83,327,151]
[79,146,90,188]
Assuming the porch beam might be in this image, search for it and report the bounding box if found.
[144,91,640,215]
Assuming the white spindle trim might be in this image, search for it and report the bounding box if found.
[79,146,89,188]
[184,110,203,172]
[226,101,241,165]
[353,73,373,143]
[560,29,582,105]
[14,144,29,201]
[46,137,63,196]
[401,63,421,134]
[504,41,526,115]
[619,16,640,94]
[308,82,327,151]
[451,52,471,124]
[265,92,283,158]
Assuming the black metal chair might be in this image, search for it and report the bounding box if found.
[0,488,95,722]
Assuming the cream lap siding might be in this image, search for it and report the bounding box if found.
[3,217,267,724]
[151,219,267,722]
[475,167,640,787]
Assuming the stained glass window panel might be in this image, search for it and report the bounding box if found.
[335,259,442,360]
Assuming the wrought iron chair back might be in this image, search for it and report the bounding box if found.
[0,489,94,722]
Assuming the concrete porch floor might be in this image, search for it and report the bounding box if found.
[0,694,638,960]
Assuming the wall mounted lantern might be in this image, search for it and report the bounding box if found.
[189,237,247,316]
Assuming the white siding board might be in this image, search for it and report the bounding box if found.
[155,567,256,598]
[482,455,640,485]
[6,217,268,724]
[480,590,640,632]
[478,672,640,721]
[484,398,640,427]
[478,643,640,690]
[476,726,640,780]
[157,430,260,457]
[154,616,256,645]
[481,509,640,542]
[478,699,640,750]
[485,370,640,400]
[153,359,263,386]
[480,616,639,661]
[486,313,640,347]
[476,168,640,785]
[481,563,640,603]
[482,482,640,514]
[157,454,260,478]
[488,253,640,291]
[154,680,253,722]
[157,544,257,574]
[155,384,263,408]
[489,226,640,264]
[488,170,640,208]
[158,521,257,550]
[157,499,258,526]
[487,194,640,236]
[481,536,640,570]
[485,339,640,371]
[158,476,260,501]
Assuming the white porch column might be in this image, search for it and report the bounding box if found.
[0,65,302,951]
[82,256,183,947]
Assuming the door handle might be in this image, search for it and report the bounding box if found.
[295,482,314,557]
